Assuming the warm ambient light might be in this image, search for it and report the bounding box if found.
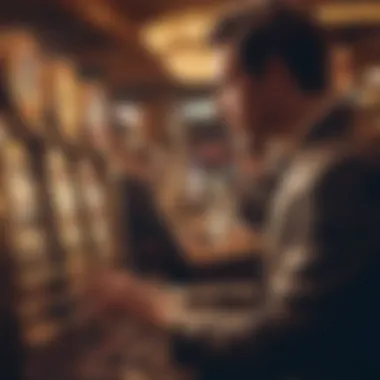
[140,6,222,84]
[141,9,219,53]
[163,49,216,85]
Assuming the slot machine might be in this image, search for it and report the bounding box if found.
[44,148,85,308]
[77,158,114,267]
[45,55,102,313]
[44,62,123,379]
[0,121,32,380]
[0,29,69,379]
[0,28,48,343]
[73,80,127,380]
[2,138,57,347]
[43,56,94,359]
[79,82,116,267]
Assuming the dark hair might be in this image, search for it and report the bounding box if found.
[211,6,329,93]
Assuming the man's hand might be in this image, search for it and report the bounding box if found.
[87,270,132,316]
[87,270,177,328]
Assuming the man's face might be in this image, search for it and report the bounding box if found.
[214,46,280,155]
[214,47,261,146]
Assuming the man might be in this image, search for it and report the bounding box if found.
[93,6,380,379]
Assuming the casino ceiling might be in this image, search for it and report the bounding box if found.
[0,0,379,95]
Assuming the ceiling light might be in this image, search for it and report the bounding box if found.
[163,50,216,84]
[141,10,218,54]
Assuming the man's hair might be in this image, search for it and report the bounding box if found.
[211,6,329,93]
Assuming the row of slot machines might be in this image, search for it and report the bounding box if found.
[0,29,122,379]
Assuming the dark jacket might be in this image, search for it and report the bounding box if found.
[122,176,190,282]
[172,102,380,379]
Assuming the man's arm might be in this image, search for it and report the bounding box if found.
[94,156,380,372]
[167,156,380,372]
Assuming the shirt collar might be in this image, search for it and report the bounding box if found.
[263,98,355,176]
